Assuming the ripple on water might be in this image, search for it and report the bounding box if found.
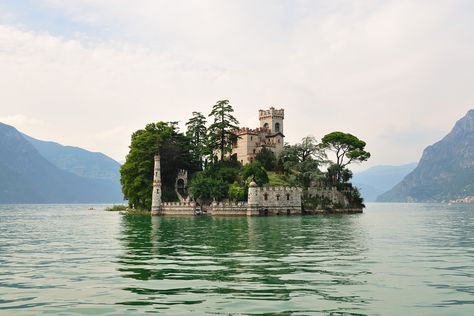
[1,204,474,314]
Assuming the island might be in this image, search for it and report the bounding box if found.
[120,100,370,216]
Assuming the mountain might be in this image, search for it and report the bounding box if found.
[377,109,474,202]
[0,122,123,203]
[22,133,120,181]
[352,163,417,202]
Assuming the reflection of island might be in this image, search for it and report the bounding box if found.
[116,214,370,312]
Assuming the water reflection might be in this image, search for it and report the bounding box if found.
[117,214,370,314]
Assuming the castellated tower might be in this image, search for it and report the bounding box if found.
[259,107,284,134]
[151,155,162,215]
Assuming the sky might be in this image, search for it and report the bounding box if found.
[0,0,473,170]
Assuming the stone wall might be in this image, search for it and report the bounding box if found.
[209,202,248,216]
[253,186,302,215]
[161,201,196,215]
[306,187,350,208]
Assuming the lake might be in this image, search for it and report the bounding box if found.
[0,203,473,315]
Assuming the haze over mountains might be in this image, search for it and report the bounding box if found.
[0,122,123,204]
[378,110,474,202]
[353,163,417,202]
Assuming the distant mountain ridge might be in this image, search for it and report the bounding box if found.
[378,109,474,202]
[0,122,123,203]
[22,133,120,181]
[352,163,417,202]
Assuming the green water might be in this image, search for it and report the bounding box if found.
[0,203,473,315]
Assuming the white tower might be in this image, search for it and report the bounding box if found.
[151,155,162,216]
[259,107,284,134]
[247,181,259,216]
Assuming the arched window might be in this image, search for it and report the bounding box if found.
[263,123,269,129]
[287,194,290,201]
[264,193,268,201]
[275,122,280,133]
[276,194,280,201]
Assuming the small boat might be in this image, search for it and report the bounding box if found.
[88,207,95,211]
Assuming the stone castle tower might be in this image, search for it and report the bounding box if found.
[233,107,285,165]
[151,155,162,215]
[259,107,284,134]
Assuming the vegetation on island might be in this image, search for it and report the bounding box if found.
[120,100,370,210]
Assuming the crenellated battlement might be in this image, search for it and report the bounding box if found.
[162,201,196,207]
[235,127,274,135]
[259,107,284,119]
[257,186,303,193]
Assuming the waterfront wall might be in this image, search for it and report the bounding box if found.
[307,187,350,208]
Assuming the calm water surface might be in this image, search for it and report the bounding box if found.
[0,203,473,315]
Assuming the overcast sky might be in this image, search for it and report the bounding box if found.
[0,0,473,170]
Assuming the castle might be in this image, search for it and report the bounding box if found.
[233,107,285,165]
[150,107,362,216]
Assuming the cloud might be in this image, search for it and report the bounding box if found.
[0,1,473,168]
[0,114,45,128]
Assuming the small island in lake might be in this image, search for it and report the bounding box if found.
[120,100,370,216]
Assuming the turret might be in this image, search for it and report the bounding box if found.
[151,155,162,215]
[247,181,259,216]
[259,107,284,134]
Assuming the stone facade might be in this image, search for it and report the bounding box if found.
[233,107,285,165]
[248,183,302,216]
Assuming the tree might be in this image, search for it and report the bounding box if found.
[228,182,246,201]
[189,173,228,202]
[321,131,370,183]
[277,136,326,186]
[120,122,198,210]
[186,111,207,164]
[242,162,269,186]
[255,146,277,171]
[207,100,239,161]
[296,136,326,162]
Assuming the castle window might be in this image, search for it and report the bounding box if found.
[253,149,256,154]
[278,139,281,144]
[250,136,253,141]
[263,123,269,130]
[275,122,280,133]
[287,194,290,201]
[276,194,280,201]
[264,193,268,201]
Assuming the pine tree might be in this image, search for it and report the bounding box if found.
[207,100,239,161]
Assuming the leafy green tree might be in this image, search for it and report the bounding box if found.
[186,111,207,164]
[297,136,326,162]
[242,162,269,186]
[277,136,326,187]
[228,182,246,201]
[321,131,370,183]
[190,173,229,202]
[207,100,239,161]
[120,122,198,210]
[255,146,277,171]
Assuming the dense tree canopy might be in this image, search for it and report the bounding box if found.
[120,122,199,210]
[207,100,239,161]
[242,162,269,186]
[255,146,277,171]
[186,111,207,165]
